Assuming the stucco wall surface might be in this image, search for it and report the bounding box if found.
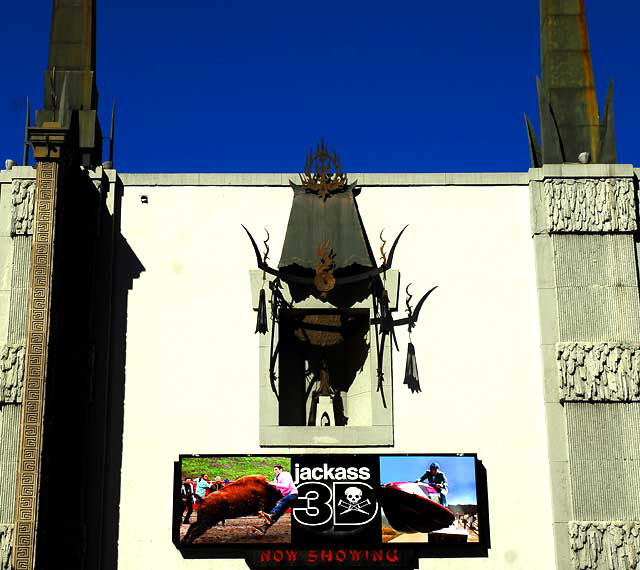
[117,182,554,570]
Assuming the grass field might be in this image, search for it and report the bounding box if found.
[181,455,290,480]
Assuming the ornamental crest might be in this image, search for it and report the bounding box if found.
[298,139,348,200]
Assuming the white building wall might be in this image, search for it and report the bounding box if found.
[117,178,554,570]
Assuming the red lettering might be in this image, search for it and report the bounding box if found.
[372,550,384,562]
[386,549,399,562]
[273,550,283,563]
[348,550,362,561]
[335,550,346,562]
[308,550,317,563]
[286,550,298,562]
[320,550,333,562]
[259,550,271,562]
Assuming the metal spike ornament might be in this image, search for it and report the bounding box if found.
[403,284,421,393]
[255,288,268,334]
[404,342,420,393]
[244,143,439,412]
[255,229,271,334]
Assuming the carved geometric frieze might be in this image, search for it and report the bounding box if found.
[0,344,25,404]
[569,521,640,570]
[13,159,58,570]
[544,178,636,232]
[558,343,640,402]
[10,180,35,237]
[0,525,13,570]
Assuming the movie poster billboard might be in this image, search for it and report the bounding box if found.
[174,453,488,568]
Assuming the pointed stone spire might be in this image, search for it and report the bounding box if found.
[526,0,616,165]
[35,0,102,167]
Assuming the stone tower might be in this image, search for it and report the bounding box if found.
[529,2,640,569]
[0,1,123,569]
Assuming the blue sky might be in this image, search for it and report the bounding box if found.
[1,1,638,172]
[380,455,477,506]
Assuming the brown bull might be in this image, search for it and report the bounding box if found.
[181,475,282,545]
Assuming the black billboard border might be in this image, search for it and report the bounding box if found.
[173,453,490,569]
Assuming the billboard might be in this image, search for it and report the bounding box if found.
[174,454,488,568]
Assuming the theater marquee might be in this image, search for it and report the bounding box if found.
[174,454,488,569]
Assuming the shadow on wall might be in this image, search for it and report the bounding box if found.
[35,169,144,570]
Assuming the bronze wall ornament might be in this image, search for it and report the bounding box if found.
[242,224,408,288]
[313,240,336,295]
[379,230,388,267]
[262,229,270,265]
[298,139,348,200]
[245,142,437,426]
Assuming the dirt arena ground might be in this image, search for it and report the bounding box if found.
[180,513,292,544]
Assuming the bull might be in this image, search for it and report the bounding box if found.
[181,475,282,545]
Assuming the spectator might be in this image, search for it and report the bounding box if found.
[194,474,213,504]
[212,476,224,492]
[180,477,194,524]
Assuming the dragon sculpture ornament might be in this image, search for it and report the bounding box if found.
[243,141,436,416]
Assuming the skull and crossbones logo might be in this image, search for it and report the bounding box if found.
[337,486,371,515]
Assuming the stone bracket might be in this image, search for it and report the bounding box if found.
[27,123,67,161]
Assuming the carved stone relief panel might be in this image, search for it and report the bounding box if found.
[569,522,640,570]
[10,180,35,237]
[557,342,640,402]
[0,525,12,570]
[543,178,636,232]
[0,344,25,404]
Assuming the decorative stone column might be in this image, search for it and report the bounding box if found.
[0,166,36,570]
[0,345,26,570]
[530,163,640,570]
[11,123,67,570]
